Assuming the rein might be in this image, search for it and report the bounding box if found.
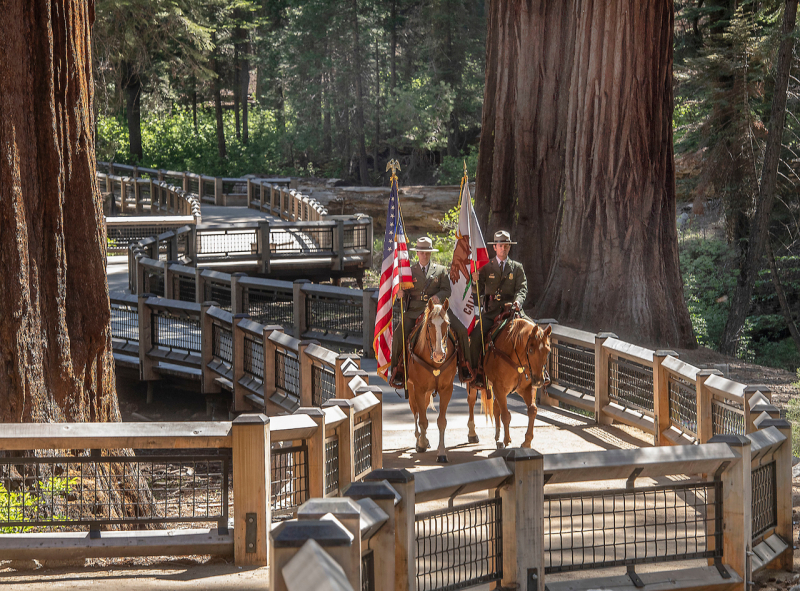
[486,321,548,392]
[408,318,457,392]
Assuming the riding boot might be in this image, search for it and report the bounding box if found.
[389,365,405,389]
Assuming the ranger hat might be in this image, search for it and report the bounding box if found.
[488,230,516,245]
[410,236,438,252]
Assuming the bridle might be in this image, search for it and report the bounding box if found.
[408,310,456,391]
[486,323,550,393]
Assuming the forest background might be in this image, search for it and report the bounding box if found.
[93,0,800,374]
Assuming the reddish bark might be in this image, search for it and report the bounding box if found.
[0,0,120,423]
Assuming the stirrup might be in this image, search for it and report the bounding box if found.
[389,366,405,389]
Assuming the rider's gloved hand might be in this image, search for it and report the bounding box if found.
[504,302,513,312]
[512,301,521,312]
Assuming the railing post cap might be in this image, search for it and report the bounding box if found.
[231,272,247,277]
[295,407,325,418]
[697,368,723,377]
[363,468,414,484]
[202,300,219,309]
[708,434,751,447]
[262,324,285,332]
[234,313,251,320]
[232,413,270,426]
[294,278,312,284]
[299,339,321,347]
[297,498,362,521]
[654,349,679,358]
[489,447,543,462]
[323,399,355,409]
[139,293,155,300]
[535,318,559,326]
[756,418,791,431]
[596,332,618,340]
[342,480,402,504]
[744,385,772,394]
[271,518,353,548]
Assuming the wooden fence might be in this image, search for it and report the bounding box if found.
[125,258,378,354]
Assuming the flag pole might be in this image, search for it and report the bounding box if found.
[387,159,409,390]
[462,161,486,362]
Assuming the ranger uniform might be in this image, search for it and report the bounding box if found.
[390,237,451,386]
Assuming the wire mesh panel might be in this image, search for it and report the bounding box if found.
[712,398,745,436]
[0,451,231,532]
[243,335,265,381]
[110,300,139,346]
[204,281,232,312]
[668,375,698,436]
[312,365,337,406]
[544,481,722,573]
[212,323,234,365]
[415,497,503,591]
[608,356,655,415]
[305,293,363,340]
[551,342,595,395]
[245,286,294,327]
[271,444,309,518]
[345,225,369,249]
[145,269,165,297]
[173,274,196,303]
[196,229,258,256]
[152,311,202,353]
[752,461,777,539]
[362,549,375,591]
[275,349,301,397]
[354,420,373,477]
[270,227,334,255]
[325,436,340,496]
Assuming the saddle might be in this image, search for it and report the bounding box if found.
[472,307,522,391]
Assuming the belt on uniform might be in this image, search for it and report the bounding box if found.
[406,294,432,301]
[490,295,513,302]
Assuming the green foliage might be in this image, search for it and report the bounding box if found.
[0,475,78,534]
[436,152,479,185]
[787,368,800,456]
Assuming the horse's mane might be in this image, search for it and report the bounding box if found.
[507,318,538,349]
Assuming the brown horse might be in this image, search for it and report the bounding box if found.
[467,319,552,449]
[406,299,459,462]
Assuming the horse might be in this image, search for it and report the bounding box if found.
[406,298,459,463]
[467,318,552,449]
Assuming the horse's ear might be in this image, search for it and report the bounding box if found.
[427,298,435,311]
[543,325,552,338]
[442,298,450,313]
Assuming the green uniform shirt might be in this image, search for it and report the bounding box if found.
[477,257,528,318]
[396,261,452,318]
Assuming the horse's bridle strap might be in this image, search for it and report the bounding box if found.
[409,348,456,391]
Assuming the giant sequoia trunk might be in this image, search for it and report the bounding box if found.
[476,0,576,304]
[122,62,143,161]
[0,0,118,423]
[536,0,695,347]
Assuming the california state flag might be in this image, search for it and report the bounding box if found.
[448,180,489,333]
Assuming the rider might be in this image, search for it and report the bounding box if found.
[389,236,451,388]
[470,230,528,388]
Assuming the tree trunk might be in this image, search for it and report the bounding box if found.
[766,239,800,353]
[241,41,249,145]
[0,0,118,424]
[374,35,380,172]
[323,69,332,157]
[719,0,798,355]
[233,42,241,141]
[122,62,143,162]
[212,33,226,159]
[192,89,198,134]
[350,0,369,186]
[536,0,695,348]
[389,0,397,160]
[476,0,575,304]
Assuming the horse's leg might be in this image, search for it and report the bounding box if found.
[416,388,431,453]
[436,387,453,463]
[466,385,479,444]
[521,384,539,448]
[492,388,502,448]
[495,391,513,448]
[408,382,420,440]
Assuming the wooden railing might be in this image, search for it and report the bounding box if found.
[126,257,378,354]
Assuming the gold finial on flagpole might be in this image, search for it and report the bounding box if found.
[386,159,401,183]
[463,159,468,179]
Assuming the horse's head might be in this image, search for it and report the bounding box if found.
[425,298,451,364]
[527,324,552,388]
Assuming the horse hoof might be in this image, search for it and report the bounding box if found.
[415,445,427,453]
[436,455,449,463]
[496,442,504,450]
[468,435,479,444]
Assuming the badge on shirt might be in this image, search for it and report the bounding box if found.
[489,274,496,279]
[509,273,513,280]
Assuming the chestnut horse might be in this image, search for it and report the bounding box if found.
[406,299,459,462]
[467,318,552,449]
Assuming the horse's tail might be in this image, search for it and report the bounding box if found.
[428,396,437,412]
[480,385,493,423]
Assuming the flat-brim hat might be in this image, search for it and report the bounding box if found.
[488,230,516,245]
[410,236,438,252]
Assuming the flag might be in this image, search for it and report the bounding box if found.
[373,176,414,379]
[448,180,489,333]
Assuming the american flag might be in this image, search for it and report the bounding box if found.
[373,176,414,379]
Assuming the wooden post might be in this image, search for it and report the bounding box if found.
[491,448,544,591]
[215,177,223,206]
[343,481,400,591]
[201,301,222,395]
[148,179,155,214]
[297,498,362,591]
[696,369,722,444]
[334,219,345,271]
[247,178,254,208]
[119,178,128,215]
[653,350,677,447]
[262,325,284,410]
[323,399,355,490]
[760,418,793,570]
[233,314,250,412]
[232,414,271,566]
[336,355,360,396]
[135,255,147,296]
[195,267,206,305]
[298,340,316,408]
[294,279,311,339]
[164,262,175,300]
[259,220,271,274]
[230,272,246,315]
[710,434,752,588]
[133,179,142,213]
[295,407,326,499]
[594,332,616,425]
[362,289,378,358]
[138,293,158,382]
[198,175,205,202]
[370,389,383,470]
[270,185,277,215]
[270,519,355,591]
[363,469,415,591]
